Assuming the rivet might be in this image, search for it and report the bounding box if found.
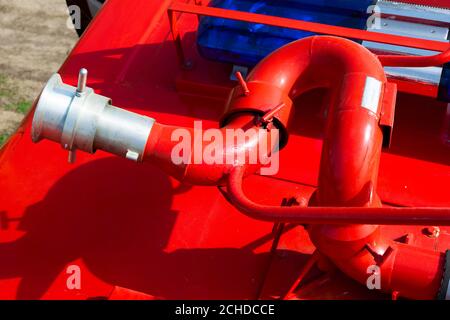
[423,226,440,238]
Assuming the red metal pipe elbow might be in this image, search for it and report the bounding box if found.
[224,36,387,205]
[145,36,389,190]
[308,224,445,299]
[143,114,279,185]
[221,36,448,299]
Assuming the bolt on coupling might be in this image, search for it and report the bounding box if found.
[31,69,156,163]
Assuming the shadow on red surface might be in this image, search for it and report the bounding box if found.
[0,157,312,299]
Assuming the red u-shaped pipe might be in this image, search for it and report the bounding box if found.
[145,36,388,188]
[222,36,446,299]
[143,36,448,299]
[144,36,450,225]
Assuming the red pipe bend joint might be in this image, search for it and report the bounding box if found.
[219,36,448,299]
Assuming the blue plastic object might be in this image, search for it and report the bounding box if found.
[197,0,375,67]
[439,63,450,102]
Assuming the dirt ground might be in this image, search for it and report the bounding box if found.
[0,0,78,144]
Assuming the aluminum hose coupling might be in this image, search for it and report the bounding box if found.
[31,68,155,163]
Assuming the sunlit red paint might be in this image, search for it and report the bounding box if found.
[0,0,449,300]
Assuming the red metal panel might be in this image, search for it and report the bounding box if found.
[398,0,450,9]
[0,0,449,299]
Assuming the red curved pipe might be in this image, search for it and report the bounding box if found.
[379,47,450,67]
[224,36,446,299]
[144,37,450,186]
[226,166,450,226]
[145,36,390,186]
[245,36,387,206]
[308,223,444,300]
[227,167,445,299]
[142,36,448,299]
[143,114,278,185]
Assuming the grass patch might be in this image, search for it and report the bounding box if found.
[0,74,11,98]
[0,74,29,148]
[0,133,9,147]
[4,100,32,114]
[0,74,33,114]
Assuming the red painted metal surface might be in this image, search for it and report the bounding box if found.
[395,0,450,9]
[0,0,449,300]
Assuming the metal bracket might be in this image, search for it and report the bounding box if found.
[380,82,398,148]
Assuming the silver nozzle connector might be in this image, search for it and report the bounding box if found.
[31,70,155,162]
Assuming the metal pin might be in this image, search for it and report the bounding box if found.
[261,103,286,124]
[235,71,250,96]
[68,150,77,164]
[76,68,88,95]
[126,150,140,162]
